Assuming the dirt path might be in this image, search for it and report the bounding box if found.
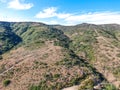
[0,41,63,90]
[62,85,79,90]
[0,41,60,76]
[0,54,33,76]
[94,29,118,49]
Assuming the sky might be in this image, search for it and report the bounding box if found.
[0,0,120,25]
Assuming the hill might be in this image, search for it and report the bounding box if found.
[0,22,119,90]
[54,23,120,89]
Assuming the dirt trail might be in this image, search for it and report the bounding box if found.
[0,54,33,76]
[62,85,79,90]
[0,41,63,90]
[94,29,118,49]
[0,41,61,76]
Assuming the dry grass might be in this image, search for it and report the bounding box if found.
[93,29,120,88]
[0,41,63,90]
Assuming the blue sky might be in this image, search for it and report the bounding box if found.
[0,0,120,25]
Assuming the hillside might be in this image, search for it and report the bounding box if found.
[54,23,120,89]
[0,22,119,90]
[0,22,21,54]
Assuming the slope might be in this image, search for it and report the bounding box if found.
[0,22,106,90]
[0,22,22,55]
[55,23,120,89]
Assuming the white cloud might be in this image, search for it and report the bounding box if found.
[65,12,120,25]
[36,7,71,19]
[35,7,120,25]
[57,13,71,19]
[36,7,57,18]
[40,20,60,25]
[0,14,31,22]
[8,0,33,10]
[48,20,59,24]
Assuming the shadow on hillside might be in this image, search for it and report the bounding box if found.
[0,25,22,54]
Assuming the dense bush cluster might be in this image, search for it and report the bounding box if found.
[3,79,11,87]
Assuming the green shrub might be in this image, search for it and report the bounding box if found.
[116,53,120,57]
[0,55,3,60]
[3,79,11,86]
[53,74,60,78]
[54,41,60,46]
[103,84,117,90]
[112,66,120,78]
